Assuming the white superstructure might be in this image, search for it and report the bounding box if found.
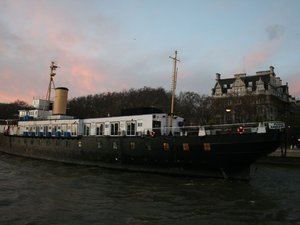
[12,113,184,137]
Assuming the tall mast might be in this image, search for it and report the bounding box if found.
[169,50,180,133]
[45,61,58,110]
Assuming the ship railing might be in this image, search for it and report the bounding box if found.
[144,121,285,137]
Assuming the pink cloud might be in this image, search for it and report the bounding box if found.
[0,68,41,103]
[289,80,300,99]
[0,1,123,103]
[71,64,99,92]
[0,92,18,103]
[244,39,282,71]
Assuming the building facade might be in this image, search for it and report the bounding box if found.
[211,66,300,126]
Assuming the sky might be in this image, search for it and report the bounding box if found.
[0,0,300,104]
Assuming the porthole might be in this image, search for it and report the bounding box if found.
[130,142,136,150]
[145,143,151,151]
[183,143,189,151]
[112,142,118,150]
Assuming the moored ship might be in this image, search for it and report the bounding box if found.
[0,54,285,179]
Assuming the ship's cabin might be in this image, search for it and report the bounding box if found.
[13,113,184,137]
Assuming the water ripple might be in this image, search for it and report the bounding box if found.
[0,152,300,225]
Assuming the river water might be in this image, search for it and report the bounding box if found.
[1,152,300,225]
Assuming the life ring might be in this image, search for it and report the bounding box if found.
[150,131,156,137]
[237,126,244,134]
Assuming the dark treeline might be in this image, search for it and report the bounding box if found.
[0,87,213,125]
[2,87,300,128]
[0,100,33,120]
[68,87,213,125]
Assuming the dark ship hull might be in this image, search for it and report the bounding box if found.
[0,130,280,180]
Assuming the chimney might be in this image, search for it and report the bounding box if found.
[215,73,221,82]
[270,66,275,76]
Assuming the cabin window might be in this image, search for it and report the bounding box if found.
[96,123,104,136]
[153,121,161,135]
[30,127,34,136]
[71,124,77,136]
[138,122,143,127]
[43,126,48,136]
[52,126,57,136]
[126,121,136,136]
[110,122,119,136]
[84,124,90,136]
[62,124,67,136]
[35,126,39,136]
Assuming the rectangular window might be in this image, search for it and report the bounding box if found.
[52,126,57,136]
[126,121,136,136]
[43,126,48,136]
[96,123,104,136]
[183,143,189,151]
[35,126,39,136]
[71,124,77,136]
[110,122,119,136]
[163,142,170,151]
[130,142,136,150]
[61,124,67,136]
[84,124,90,136]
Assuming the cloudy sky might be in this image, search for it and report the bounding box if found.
[0,0,300,104]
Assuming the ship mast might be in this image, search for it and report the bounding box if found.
[169,50,180,134]
[45,61,58,110]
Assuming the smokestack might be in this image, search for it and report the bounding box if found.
[53,87,68,115]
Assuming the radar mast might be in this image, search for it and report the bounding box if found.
[45,61,58,110]
[169,50,180,134]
